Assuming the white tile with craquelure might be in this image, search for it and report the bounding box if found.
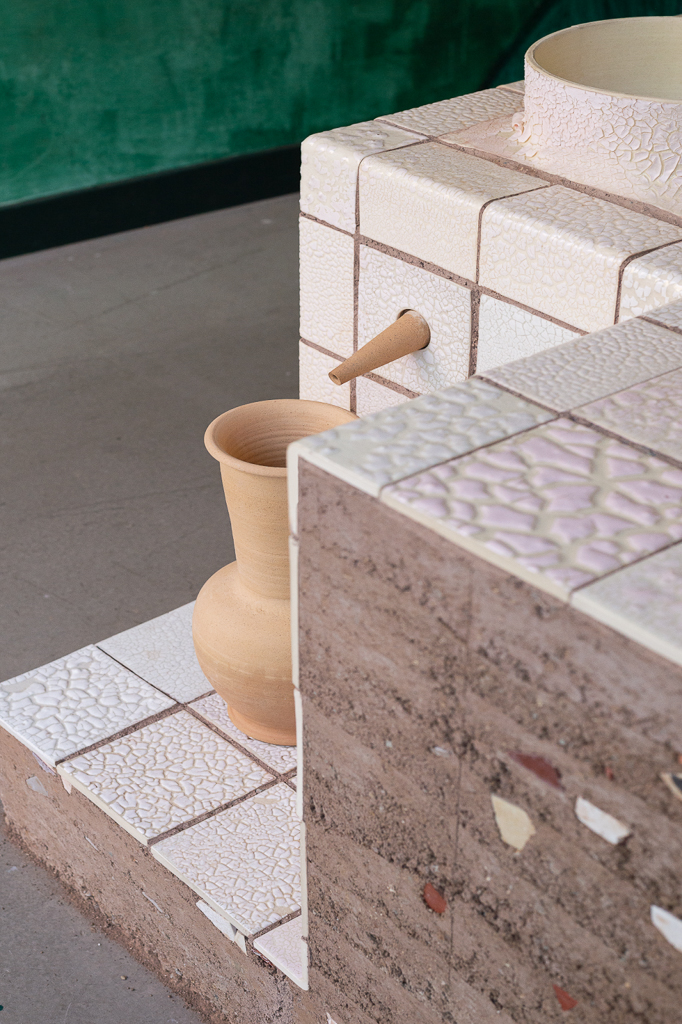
[289,377,553,498]
[478,186,682,332]
[254,916,307,988]
[299,218,355,358]
[356,378,409,416]
[300,122,422,233]
[152,784,300,935]
[476,295,581,372]
[359,143,544,280]
[57,710,272,843]
[382,418,682,600]
[619,242,682,321]
[299,342,351,410]
[376,87,522,137]
[482,318,682,411]
[98,602,211,703]
[191,692,297,774]
[357,246,471,393]
[0,645,175,766]
[644,297,682,333]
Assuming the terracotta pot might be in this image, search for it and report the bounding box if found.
[192,399,356,745]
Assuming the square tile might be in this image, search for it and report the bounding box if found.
[98,602,211,703]
[483,317,682,411]
[253,916,307,989]
[0,645,175,766]
[576,367,682,462]
[382,418,682,600]
[478,186,682,332]
[191,693,297,774]
[359,143,545,280]
[572,544,682,670]
[299,341,351,410]
[357,246,471,392]
[300,122,423,233]
[289,377,554,498]
[152,784,300,935]
[619,241,682,321]
[355,377,410,416]
[299,218,355,358]
[57,710,272,843]
[376,87,523,138]
[476,295,581,372]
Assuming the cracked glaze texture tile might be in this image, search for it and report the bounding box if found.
[377,87,523,137]
[356,377,410,416]
[576,366,682,461]
[291,377,553,498]
[299,342,351,410]
[619,242,682,321]
[382,418,682,600]
[152,784,300,935]
[483,317,682,411]
[0,646,174,766]
[300,122,422,233]
[644,297,682,332]
[478,186,682,333]
[58,710,272,842]
[476,295,581,373]
[572,543,682,669]
[253,916,306,988]
[98,602,211,703]
[359,143,545,280]
[191,693,297,774]
[357,246,471,392]
[299,218,354,358]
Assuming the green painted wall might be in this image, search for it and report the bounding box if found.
[1,0,679,207]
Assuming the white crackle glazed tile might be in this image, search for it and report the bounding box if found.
[619,242,682,321]
[357,246,471,392]
[253,916,307,988]
[644,298,682,332]
[152,783,300,935]
[572,543,682,669]
[478,186,682,332]
[98,602,211,703]
[497,81,524,95]
[483,318,682,411]
[359,143,544,280]
[476,295,581,372]
[191,692,297,774]
[299,342,351,410]
[299,218,355,358]
[382,417,682,600]
[289,377,553,498]
[57,710,272,843]
[0,645,175,766]
[651,906,682,953]
[377,87,523,137]
[300,122,423,233]
[356,377,410,416]
[196,899,238,941]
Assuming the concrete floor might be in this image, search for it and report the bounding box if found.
[0,194,300,1023]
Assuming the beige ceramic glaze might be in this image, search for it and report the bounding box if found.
[329,310,430,385]
[193,400,356,745]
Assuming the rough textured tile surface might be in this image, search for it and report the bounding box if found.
[619,242,682,321]
[355,377,409,416]
[152,784,300,935]
[576,367,682,461]
[357,245,471,392]
[483,317,682,411]
[645,297,682,332]
[291,377,553,497]
[98,602,210,703]
[58,710,272,842]
[299,342,351,410]
[377,87,522,137]
[0,645,174,766]
[359,143,544,280]
[191,693,297,774]
[383,418,682,599]
[300,122,422,233]
[572,543,682,669]
[299,218,354,358]
[253,916,307,988]
[478,186,682,332]
[476,295,581,372]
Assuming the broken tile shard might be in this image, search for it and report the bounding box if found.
[491,795,536,851]
[423,882,447,914]
[651,905,682,953]
[575,797,631,845]
[553,984,578,1011]
[661,772,682,802]
[508,750,562,789]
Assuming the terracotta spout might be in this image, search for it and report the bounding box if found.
[329,310,430,386]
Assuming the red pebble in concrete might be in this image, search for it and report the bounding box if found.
[553,984,578,1011]
[423,883,447,914]
[508,751,562,789]
[605,766,614,780]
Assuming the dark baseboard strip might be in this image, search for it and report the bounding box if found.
[0,144,301,260]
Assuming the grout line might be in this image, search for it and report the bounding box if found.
[641,314,682,336]
[475,374,562,414]
[614,238,682,324]
[184,703,289,780]
[349,377,357,414]
[566,412,682,472]
[468,289,480,377]
[147,777,282,847]
[569,536,682,597]
[55,704,183,765]
[474,185,547,284]
[361,371,419,398]
[372,117,430,139]
[299,337,344,361]
[249,908,302,943]
[95,645,215,707]
[298,211,354,237]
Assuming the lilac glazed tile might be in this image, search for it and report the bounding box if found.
[382,418,682,600]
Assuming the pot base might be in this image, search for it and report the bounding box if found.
[228,705,296,747]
